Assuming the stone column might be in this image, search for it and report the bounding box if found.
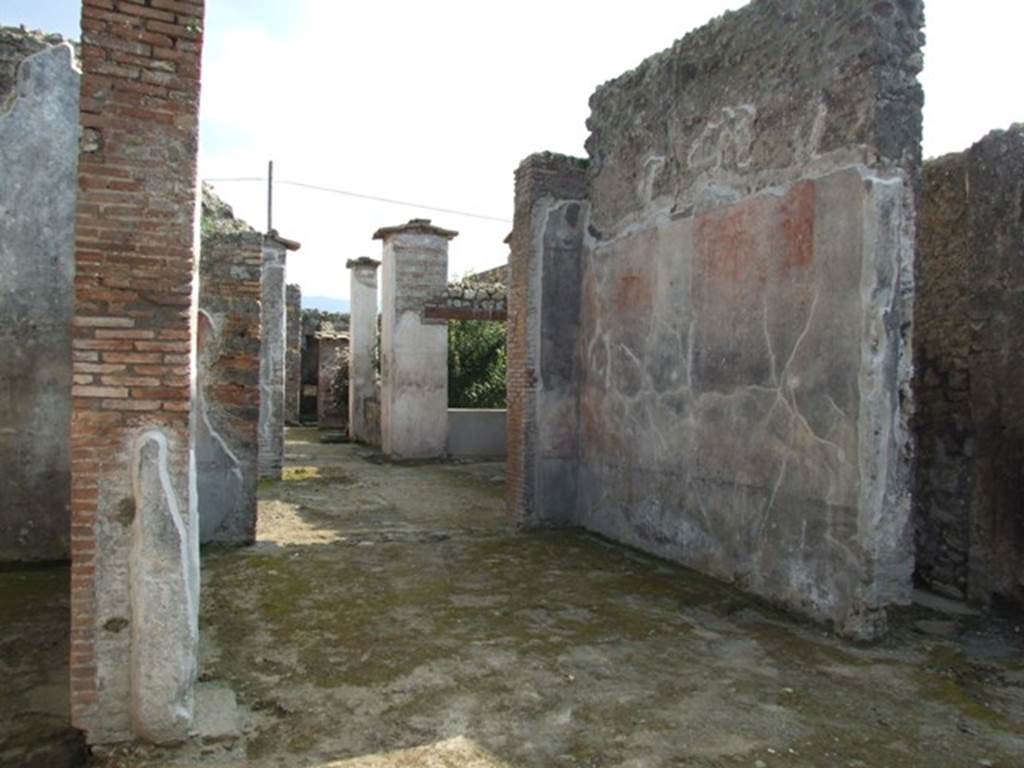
[69,0,205,745]
[0,35,78,562]
[346,257,380,443]
[258,231,300,479]
[374,219,457,459]
[285,284,302,425]
[506,154,589,529]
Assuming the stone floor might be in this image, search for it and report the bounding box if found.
[4,427,1024,767]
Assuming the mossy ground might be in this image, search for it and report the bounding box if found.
[90,430,1024,766]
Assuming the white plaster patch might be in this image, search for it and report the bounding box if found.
[129,429,197,742]
[687,105,757,172]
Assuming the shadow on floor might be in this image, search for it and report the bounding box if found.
[0,562,85,767]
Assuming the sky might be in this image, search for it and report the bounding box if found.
[3,0,1022,308]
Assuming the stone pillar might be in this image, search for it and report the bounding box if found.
[346,257,380,443]
[0,34,78,561]
[258,231,300,479]
[285,284,302,425]
[196,232,262,545]
[506,154,588,529]
[316,333,349,429]
[374,219,456,459]
[70,0,205,745]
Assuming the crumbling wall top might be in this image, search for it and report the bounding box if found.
[201,183,256,238]
[1,25,78,113]
[514,153,590,202]
[585,0,924,227]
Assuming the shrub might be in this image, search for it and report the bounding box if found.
[447,320,506,408]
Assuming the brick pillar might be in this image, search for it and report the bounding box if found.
[374,219,456,459]
[71,0,205,745]
[258,231,300,479]
[506,153,589,528]
[346,257,379,443]
[196,232,262,545]
[285,283,301,425]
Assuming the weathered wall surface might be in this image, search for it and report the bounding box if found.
[965,127,1024,605]
[197,233,262,545]
[447,409,506,458]
[914,126,1024,606]
[347,258,379,443]
[507,154,589,528]
[70,0,205,744]
[316,335,348,429]
[285,284,301,425]
[510,0,924,638]
[258,237,288,479]
[376,220,456,459]
[0,34,78,561]
[364,394,382,449]
[912,154,972,598]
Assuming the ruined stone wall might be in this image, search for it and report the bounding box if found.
[1,26,54,109]
[510,0,924,638]
[914,126,1024,605]
[70,0,204,743]
[424,280,508,321]
[197,233,262,545]
[467,263,509,285]
[285,284,302,425]
[0,31,78,561]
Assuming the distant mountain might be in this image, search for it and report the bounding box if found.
[303,295,350,313]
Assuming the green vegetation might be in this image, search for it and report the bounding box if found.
[447,319,506,408]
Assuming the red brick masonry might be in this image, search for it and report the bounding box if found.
[70,0,204,740]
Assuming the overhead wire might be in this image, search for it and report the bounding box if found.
[202,176,512,224]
